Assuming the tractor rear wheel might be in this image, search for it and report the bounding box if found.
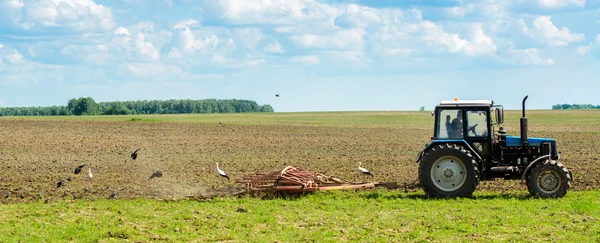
[526,160,571,198]
[418,143,480,198]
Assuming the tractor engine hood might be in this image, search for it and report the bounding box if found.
[505,136,555,147]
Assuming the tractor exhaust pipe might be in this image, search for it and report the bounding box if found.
[521,95,529,146]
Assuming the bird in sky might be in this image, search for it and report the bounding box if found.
[74,164,86,174]
[275,94,280,97]
[131,148,141,160]
[216,163,230,180]
[358,162,373,176]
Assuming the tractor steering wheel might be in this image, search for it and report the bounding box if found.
[467,123,479,136]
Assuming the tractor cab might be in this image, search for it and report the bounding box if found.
[431,99,503,163]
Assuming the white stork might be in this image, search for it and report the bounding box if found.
[87,166,93,179]
[358,162,373,176]
[216,163,230,180]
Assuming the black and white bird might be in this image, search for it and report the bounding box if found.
[358,162,373,176]
[216,163,230,180]
[74,164,86,174]
[57,180,65,188]
[149,170,163,179]
[108,191,118,199]
[131,148,141,160]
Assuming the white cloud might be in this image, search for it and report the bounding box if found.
[114,27,131,36]
[292,29,365,50]
[207,0,340,26]
[174,19,200,29]
[419,22,497,56]
[28,46,36,57]
[134,33,160,61]
[264,42,285,53]
[537,0,586,9]
[291,55,319,64]
[2,0,115,31]
[575,43,592,56]
[233,28,264,50]
[509,48,554,65]
[334,4,381,29]
[596,34,600,43]
[5,50,26,64]
[170,24,220,55]
[520,16,585,46]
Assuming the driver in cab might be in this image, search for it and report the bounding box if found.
[451,110,463,138]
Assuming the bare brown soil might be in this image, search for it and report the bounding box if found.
[0,113,598,203]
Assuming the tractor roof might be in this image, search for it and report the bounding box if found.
[437,99,494,108]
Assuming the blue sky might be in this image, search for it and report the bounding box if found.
[0,0,599,112]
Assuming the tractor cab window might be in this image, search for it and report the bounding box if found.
[466,110,488,138]
[436,109,462,139]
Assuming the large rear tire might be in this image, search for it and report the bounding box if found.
[418,143,480,198]
[526,160,571,198]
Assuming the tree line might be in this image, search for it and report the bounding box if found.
[551,104,600,110]
[0,97,274,116]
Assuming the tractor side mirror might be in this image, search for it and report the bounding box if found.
[493,106,504,124]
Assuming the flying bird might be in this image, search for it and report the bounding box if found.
[131,148,141,160]
[358,162,373,176]
[87,167,93,179]
[74,164,86,174]
[275,94,280,97]
[216,163,230,180]
[149,170,163,179]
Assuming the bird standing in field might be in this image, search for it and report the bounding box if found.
[149,170,163,179]
[131,148,141,160]
[74,164,86,174]
[216,163,230,180]
[57,180,65,188]
[87,166,93,179]
[358,162,373,176]
[108,191,117,199]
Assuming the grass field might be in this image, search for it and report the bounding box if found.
[1,110,600,241]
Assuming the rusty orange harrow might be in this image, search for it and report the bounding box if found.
[237,166,375,193]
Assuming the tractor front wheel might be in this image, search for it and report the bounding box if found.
[418,143,480,198]
[526,160,571,198]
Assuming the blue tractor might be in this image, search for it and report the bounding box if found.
[415,96,573,198]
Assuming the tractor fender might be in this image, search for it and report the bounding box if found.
[520,155,550,183]
[415,140,483,164]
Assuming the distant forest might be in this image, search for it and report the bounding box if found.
[0,97,274,116]
[552,104,600,110]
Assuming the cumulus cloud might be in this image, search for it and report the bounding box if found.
[537,0,586,9]
[264,42,285,53]
[419,22,497,56]
[233,28,264,50]
[206,0,340,26]
[291,29,366,50]
[520,16,585,46]
[575,43,592,56]
[334,4,381,29]
[291,55,319,64]
[134,33,160,61]
[509,48,554,65]
[1,0,115,31]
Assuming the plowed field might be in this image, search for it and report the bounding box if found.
[1,110,599,203]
